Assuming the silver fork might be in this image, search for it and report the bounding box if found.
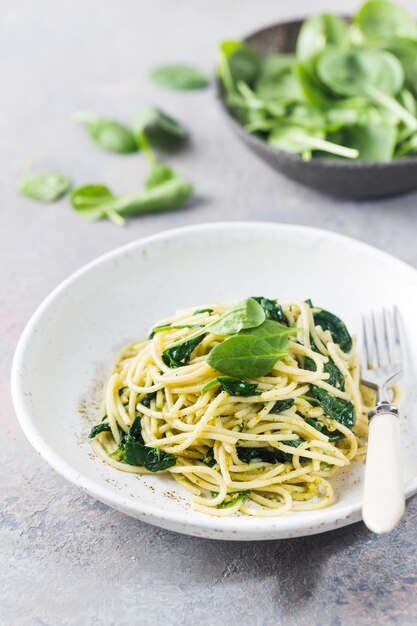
[362,308,405,534]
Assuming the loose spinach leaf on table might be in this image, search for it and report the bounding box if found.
[149,64,209,90]
[131,107,188,151]
[75,113,138,153]
[20,165,71,203]
[71,175,193,226]
[313,308,353,352]
[201,376,258,397]
[310,385,356,428]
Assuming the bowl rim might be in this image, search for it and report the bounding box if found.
[10,222,417,538]
[215,17,417,170]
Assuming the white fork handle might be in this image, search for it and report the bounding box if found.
[363,406,405,534]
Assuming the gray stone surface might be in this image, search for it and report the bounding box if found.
[2,1,417,624]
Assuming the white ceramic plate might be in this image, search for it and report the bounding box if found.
[12,223,417,540]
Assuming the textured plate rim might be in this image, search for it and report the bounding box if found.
[11,222,417,539]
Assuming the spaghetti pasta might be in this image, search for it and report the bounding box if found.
[90,298,373,517]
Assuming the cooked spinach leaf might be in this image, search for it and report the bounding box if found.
[162,334,204,368]
[166,298,265,355]
[193,307,214,315]
[304,417,345,441]
[310,385,355,428]
[202,447,216,467]
[139,392,157,409]
[89,422,112,438]
[202,376,257,396]
[128,416,144,441]
[324,359,345,391]
[270,398,295,414]
[251,296,287,325]
[313,309,352,352]
[237,439,304,464]
[218,490,250,509]
[123,435,176,471]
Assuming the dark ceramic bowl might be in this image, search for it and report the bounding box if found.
[216,19,417,199]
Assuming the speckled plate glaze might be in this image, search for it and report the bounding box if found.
[12,223,417,540]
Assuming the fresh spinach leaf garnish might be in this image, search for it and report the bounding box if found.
[313,309,353,352]
[148,323,202,339]
[207,320,295,379]
[75,113,138,153]
[20,164,71,203]
[201,376,258,397]
[162,335,205,368]
[89,422,112,438]
[165,298,265,356]
[310,386,356,428]
[251,296,287,325]
[270,398,295,414]
[149,64,209,90]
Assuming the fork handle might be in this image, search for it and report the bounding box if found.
[363,402,405,534]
